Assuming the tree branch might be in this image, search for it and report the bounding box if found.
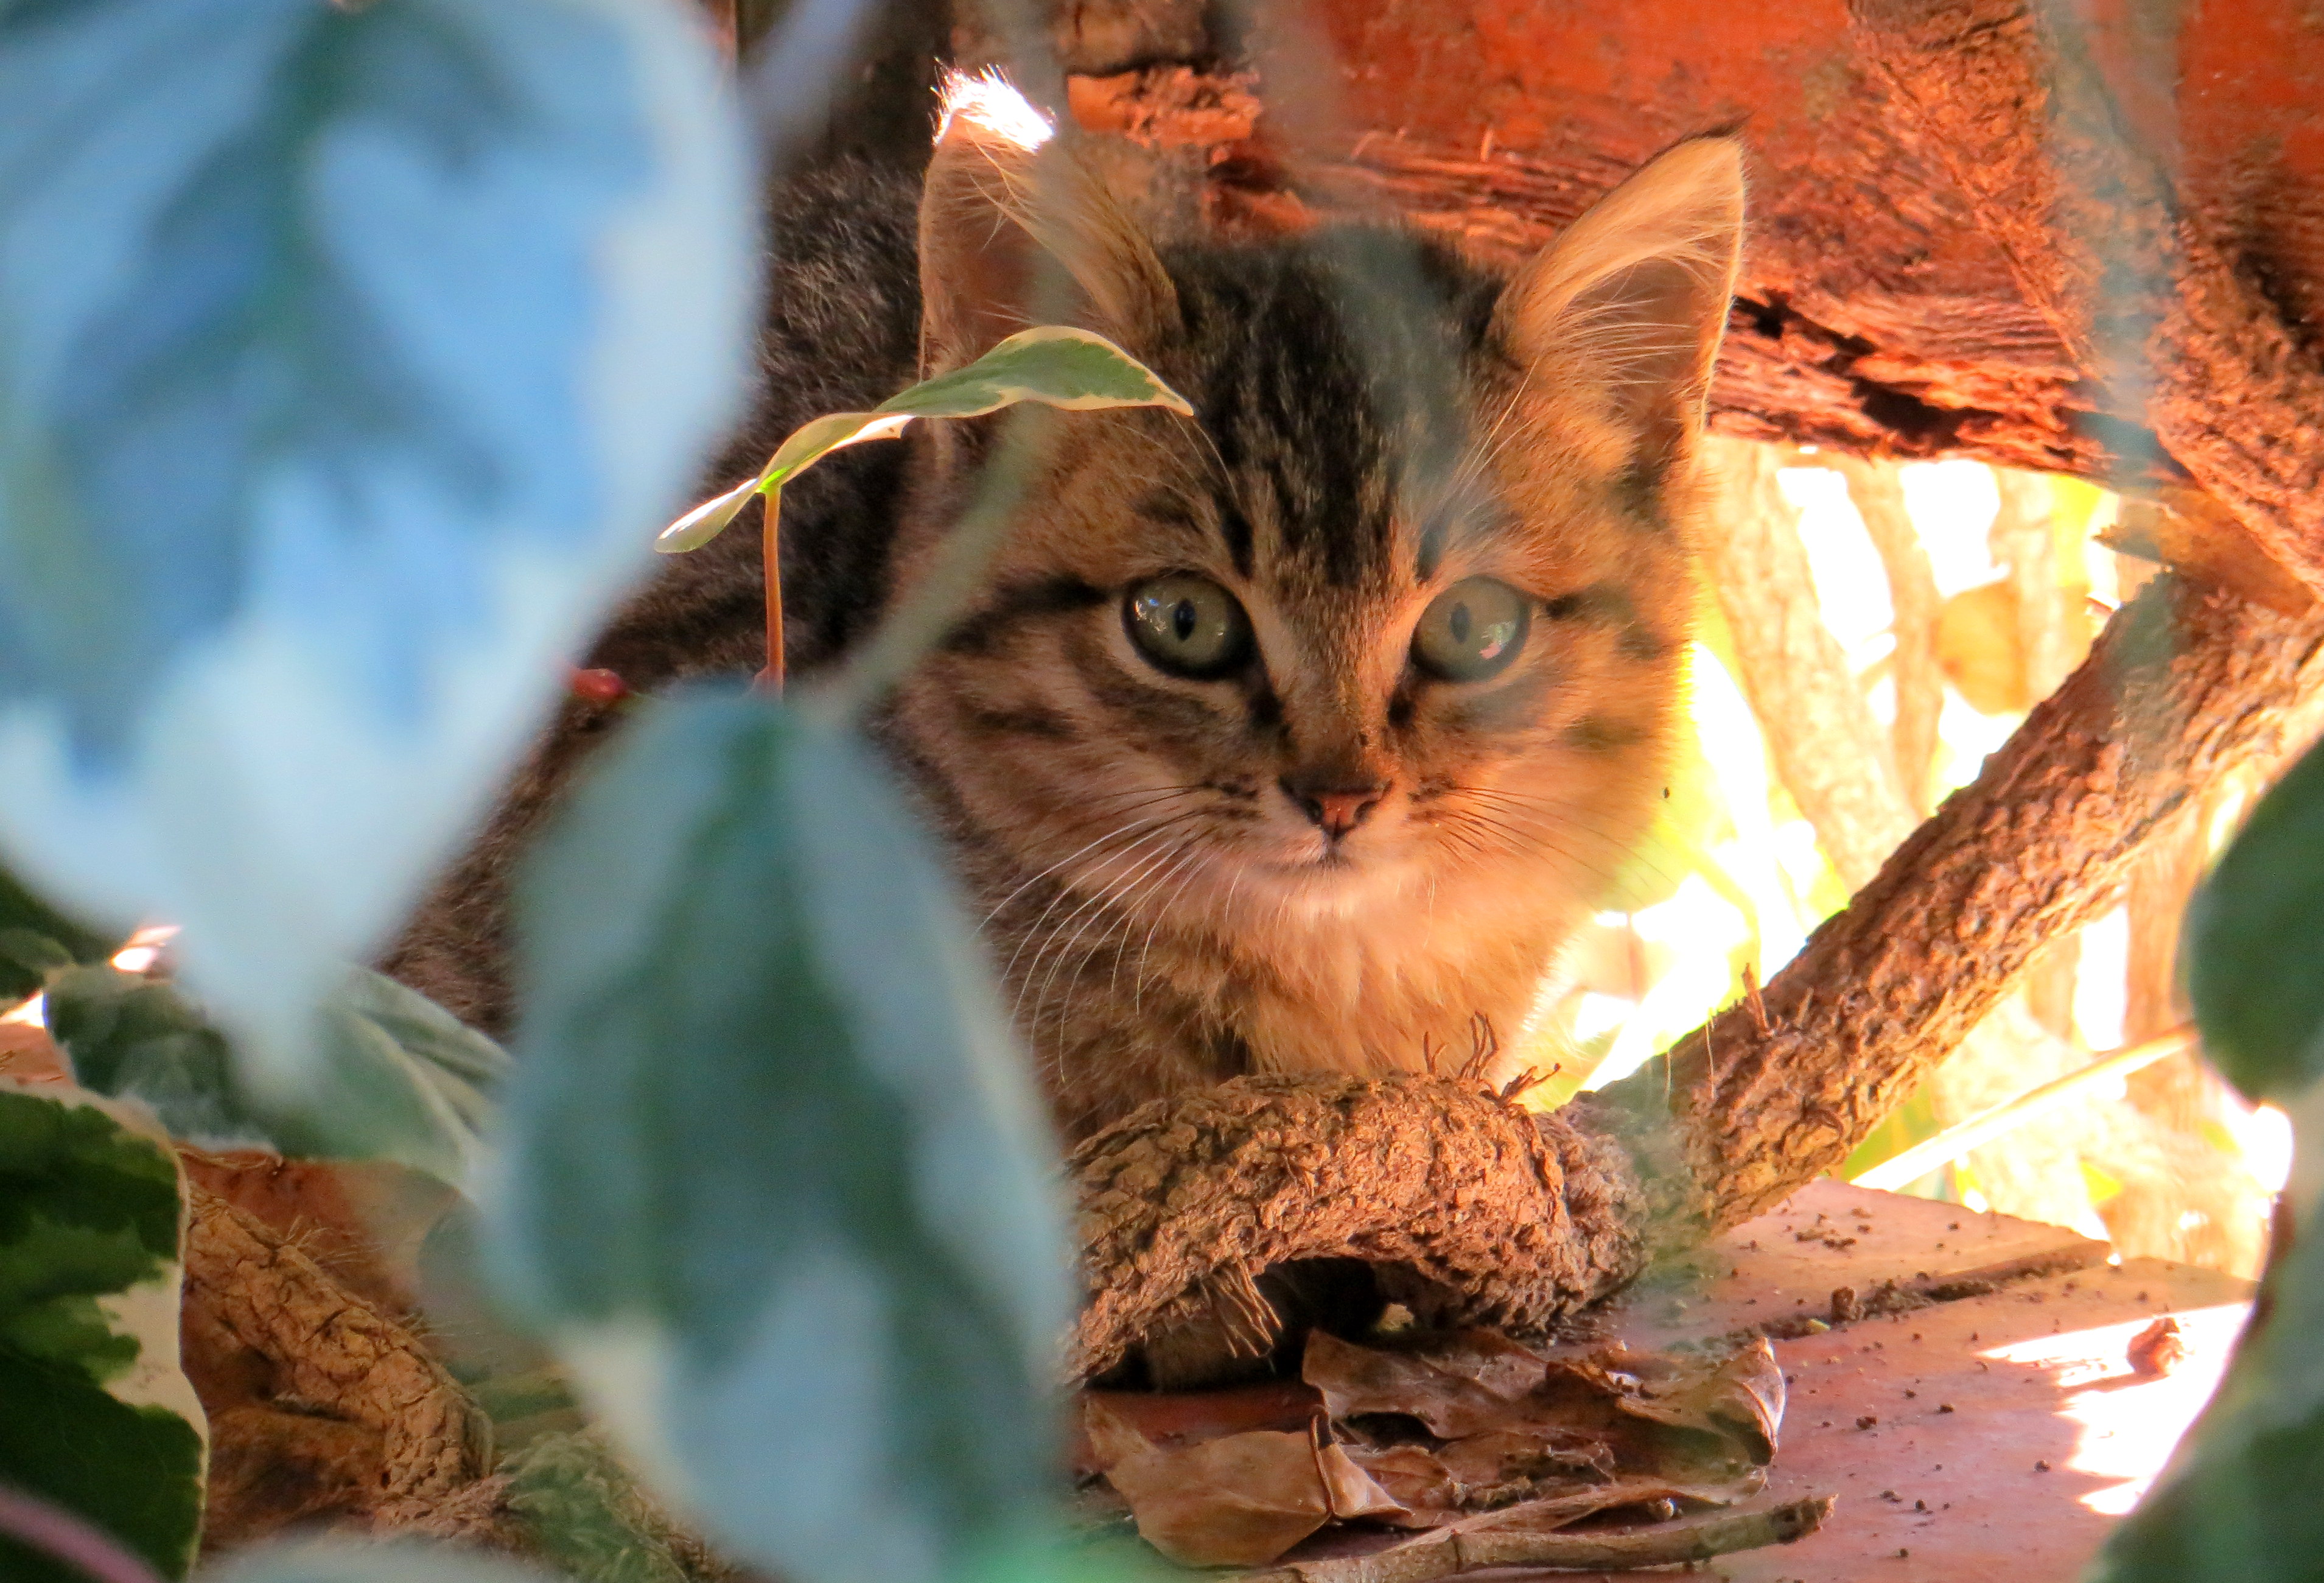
[1239,1496,1836,1582]
[1849,0,2324,597]
[1601,575,2324,1232]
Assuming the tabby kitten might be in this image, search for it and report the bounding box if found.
[875,85,1746,1142]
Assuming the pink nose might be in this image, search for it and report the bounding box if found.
[1286,781,1386,839]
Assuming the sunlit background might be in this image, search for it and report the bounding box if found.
[1530,442,2289,1277]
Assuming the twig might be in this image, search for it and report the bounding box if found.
[1496,1065,1555,1104]
[0,1484,165,1583]
[1239,1496,1836,1582]
[1741,963,1771,1035]
[1853,1025,2197,1191]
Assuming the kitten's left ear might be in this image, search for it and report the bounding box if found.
[1496,136,1746,470]
[919,74,1179,378]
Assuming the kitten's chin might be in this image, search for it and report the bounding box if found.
[1243,848,1422,913]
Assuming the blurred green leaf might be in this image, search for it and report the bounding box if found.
[486,690,1070,1583]
[656,326,1191,552]
[2185,739,2324,1102]
[2090,1179,2324,1581]
[0,0,749,1078]
[0,863,119,1004]
[0,1081,203,1582]
[48,965,508,1192]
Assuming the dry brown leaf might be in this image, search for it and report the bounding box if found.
[1086,1330,1787,1570]
[1301,1330,1544,1438]
[1083,1397,1408,1566]
[1343,1445,1461,1519]
[1587,1338,1785,1465]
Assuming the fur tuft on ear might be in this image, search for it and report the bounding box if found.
[1496,136,1746,468]
[919,71,1178,376]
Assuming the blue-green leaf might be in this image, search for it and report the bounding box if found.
[2185,739,2324,1102]
[0,1079,204,1582]
[0,0,751,1086]
[485,690,1070,1583]
[48,964,508,1192]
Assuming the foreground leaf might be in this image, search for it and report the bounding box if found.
[0,861,119,1004]
[0,0,750,1081]
[0,1079,204,1582]
[2186,739,2324,1101]
[654,326,1191,552]
[485,689,1071,1583]
[48,964,508,1193]
[2089,1159,2324,1582]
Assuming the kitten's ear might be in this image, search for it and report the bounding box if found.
[919,74,1178,374]
[1496,136,1746,468]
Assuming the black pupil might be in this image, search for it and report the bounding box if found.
[1449,602,1472,645]
[1172,598,1198,641]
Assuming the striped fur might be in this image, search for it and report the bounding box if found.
[877,108,1747,1140]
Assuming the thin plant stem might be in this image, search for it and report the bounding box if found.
[757,491,785,695]
[0,1484,166,1583]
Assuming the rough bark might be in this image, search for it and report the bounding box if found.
[962,1,2324,608]
[1850,0,2324,596]
[1069,1075,1650,1380]
[1073,577,2324,1371]
[182,1185,491,1552]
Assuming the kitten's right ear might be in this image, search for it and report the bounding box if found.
[1496,136,1746,473]
[918,74,1178,375]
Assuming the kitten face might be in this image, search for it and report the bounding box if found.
[912,236,1689,943]
[884,90,1741,1132]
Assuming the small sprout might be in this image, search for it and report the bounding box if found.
[654,474,762,554]
[654,327,1191,555]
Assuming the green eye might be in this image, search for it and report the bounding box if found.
[1125,573,1253,678]
[1413,578,1529,681]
